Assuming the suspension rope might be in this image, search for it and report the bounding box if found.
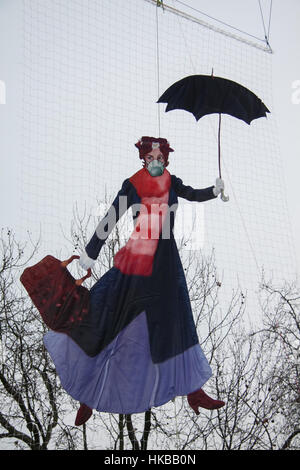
[258,0,268,44]
[156,4,162,137]
[258,0,273,45]
[267,0,273,43]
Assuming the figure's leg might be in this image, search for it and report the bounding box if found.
[75,403,93,426]
[187,388,225,415]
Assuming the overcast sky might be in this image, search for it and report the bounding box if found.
[0,0,299,276]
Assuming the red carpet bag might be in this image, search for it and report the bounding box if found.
[20,255,91,333]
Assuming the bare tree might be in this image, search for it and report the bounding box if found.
[2,191,299,451]
[253,280,300,450]
[0,229,83,450]
[175,274,300,451]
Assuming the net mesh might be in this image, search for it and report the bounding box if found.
[19,0,297,312]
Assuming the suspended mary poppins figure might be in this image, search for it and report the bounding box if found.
[43,136,225,426]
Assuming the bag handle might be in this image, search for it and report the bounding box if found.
[61,255,92,286]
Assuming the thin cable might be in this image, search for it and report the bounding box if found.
[267,0,273,42]
[258,0,268,43]
[174,0,267,43]
[156,5,161,137]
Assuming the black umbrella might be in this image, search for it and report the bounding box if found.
[157,73,270,201]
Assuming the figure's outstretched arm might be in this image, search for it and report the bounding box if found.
[79,179,133,270]
[171,175,221,202]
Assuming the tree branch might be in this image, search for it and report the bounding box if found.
[281,429,300,450]
[125,414,139,450]
[141,409,151,450]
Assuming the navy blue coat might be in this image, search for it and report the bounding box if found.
[69,172,217,364]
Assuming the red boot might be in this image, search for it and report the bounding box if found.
[75,403,93,426]
[187,388,225,415]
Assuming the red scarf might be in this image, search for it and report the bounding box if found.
[113,168,171,276]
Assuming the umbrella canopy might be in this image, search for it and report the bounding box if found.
[157,74,270,124]
[157,74,270,201]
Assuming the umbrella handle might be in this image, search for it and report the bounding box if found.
[220,188,229,202]
[61,255,92,285]
[218,114,229,202]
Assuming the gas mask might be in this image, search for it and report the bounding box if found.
[147,160,164,177]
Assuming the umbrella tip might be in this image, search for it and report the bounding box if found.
[211,68,214,77]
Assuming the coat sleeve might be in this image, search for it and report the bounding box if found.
[85,178,133,260]
[171,174,217,202]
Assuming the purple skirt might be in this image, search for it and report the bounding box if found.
[44,310,212,414]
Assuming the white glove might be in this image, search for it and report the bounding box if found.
[213,177,225,197]
[79,250,96,271]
